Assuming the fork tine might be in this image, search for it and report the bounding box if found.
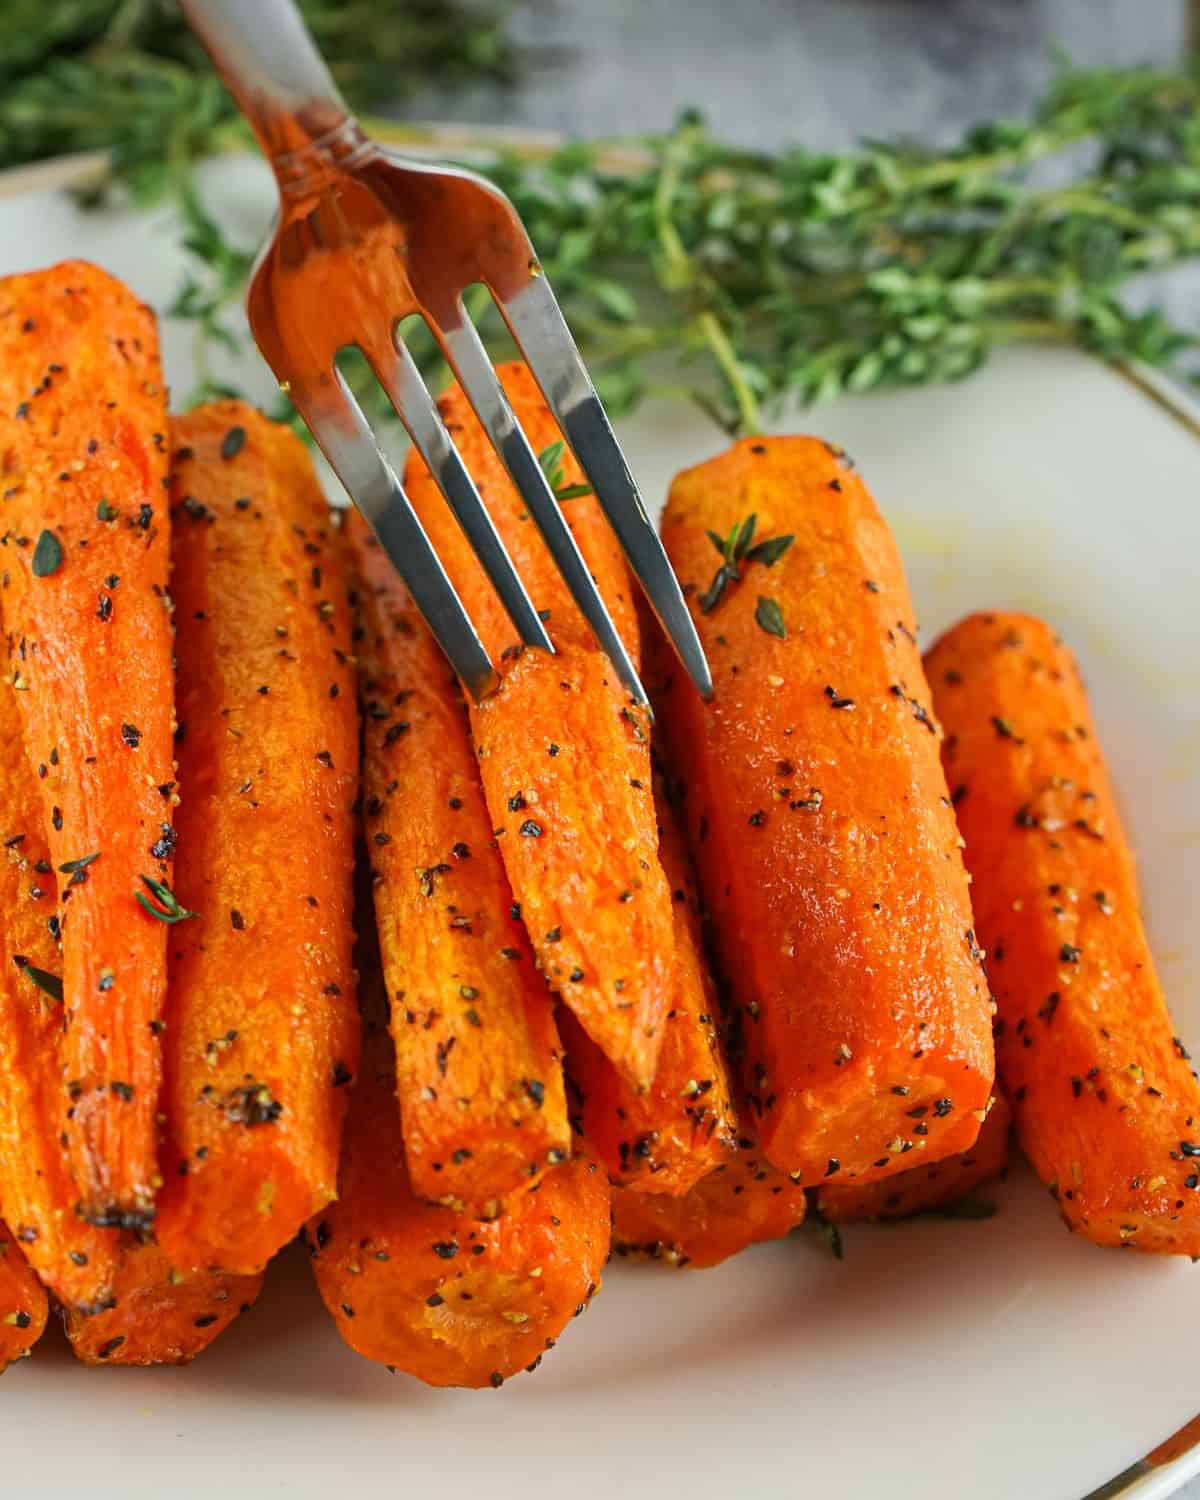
[289,369,499,701]
[364,331,553,655]
[499,275,714,701]
[435,312,650,707]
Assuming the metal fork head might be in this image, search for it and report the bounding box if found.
[183,0,711,703]
[245,130,712,706]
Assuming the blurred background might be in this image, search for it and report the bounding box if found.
[408,0,1195,149]
[1,1,1194,408]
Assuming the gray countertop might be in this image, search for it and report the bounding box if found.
[410,0,1192,151]
[404,4,1198,1496]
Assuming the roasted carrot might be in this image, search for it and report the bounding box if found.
[819,1092,1011,1223]
[346,511,569,1213]
[561,773,737,1194]
[0,261,175,1226]
[927,612,1200,1253]
[401,363,673,1088]
[0,1223,48,1372]
[152,403,359,1275]
[610,1137,807,1269]
[306,1004,610,1387]
[64,1242,262,1366]
[655,436,994,1186]
[0,669,120,1308]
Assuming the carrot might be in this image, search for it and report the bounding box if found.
[610,1137,807,1269]
[401,363,673,1088]
[655,436,994,1185]
[0,668,120,1308]
[926,611,1200,1253]
[306,999,610,1387]
[345,511,569,1214]
[64,1242,261,1366]
[561,772,738,1194]
[0,1222,48,1372]
[151,403,359,1275]
[0,261,175,1226]
[818,1091,1011,1223]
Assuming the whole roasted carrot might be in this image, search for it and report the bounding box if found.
[927,612,1200,1253]
[818,1092,1011,1224]
[307,1005,610,1387]
[656,436,994,1186]
[153,403,359,1275]
[64,1243,262,1366]
[346,511,569,1214]
[610,1137,807,1269]
[0,261,175,1226]
[401,363,674,1088]
[0,671,120,1308]
[562,773,738,1195]
[0,1222,48,1372]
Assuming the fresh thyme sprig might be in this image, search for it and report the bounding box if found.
[0,0,519,199]
[804,1206,845,1261]
[699,514,794,613]
[484,62,1200,433]
[3,7,1196,437]
[135,874,196,925]
[537,441,594,501]
[173,61,1200,437]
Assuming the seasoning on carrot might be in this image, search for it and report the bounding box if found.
[401,363,674,1089]
[927,611,1200,1253]
[0,669,120,1309]
[0,1222,48,1372]
[610,1135,807,1269]
[64,1241,262,1366]
[561,772,738,1195]
[655,436,995,1186]
[0,261,176,1227]
[346,511,569,1214]
[819,1092,1011,1223]
[306,986,610,1387]
[152,404,359,1275]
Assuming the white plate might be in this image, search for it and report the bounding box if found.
[0,155,1198,1500]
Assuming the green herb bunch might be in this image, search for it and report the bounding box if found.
[3,3,1197,435]
[484,62,1200,432]
[0,0,518,196]
[178,59,1200,436]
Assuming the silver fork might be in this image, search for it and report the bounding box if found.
[180,0,711,706]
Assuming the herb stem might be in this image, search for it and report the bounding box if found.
[652,124,696,289]
[694,309,763,437]
[654,120,763,435]
[23,35,1193,428]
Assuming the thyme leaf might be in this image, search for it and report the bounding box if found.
[537,440,593,502]
[135,874,196,925]
[31,530,62,578]
[755,595,787,638]
[13,956,62,1004]
[745,534,795,567]
[58,851,99,875]
[698,563,737,615]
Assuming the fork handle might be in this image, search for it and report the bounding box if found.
[181,0,358,167]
